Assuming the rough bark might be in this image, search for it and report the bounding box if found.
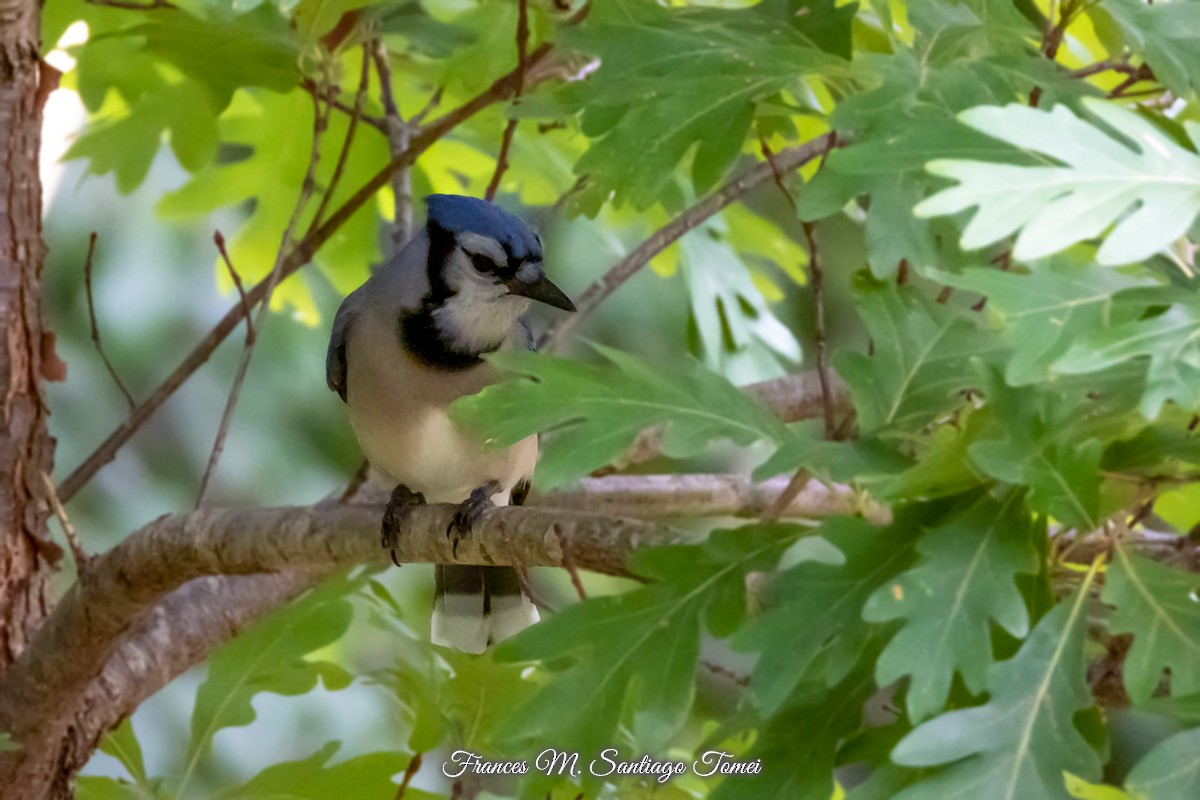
[0,501,681,796]
[54,570,326,798]
[0,0,53,676]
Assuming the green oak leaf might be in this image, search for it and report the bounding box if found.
[215,741,425,799]
[494,527,793,791]
[864,492,1039,722]
[121,7,297,108]
[969,369,1105,530]
[834,277,1002,434]
[1099,0,1200,98]
[933,255,1158,385]
[1055,293,1200,419]
[159,87,389,319]
[178,578,356,796]
[74,777,146,800]
[560,0,838,208]
[891,576,1104,800]
[735,514,923,714]
[864,173,937,279]
[98,720,148,789]
[1104,545,1200,704]
[450,346,794,489]
[66,6,296,191]
[915,99,1200,266]
[710,664,877,800]
[1125,726,1200,800]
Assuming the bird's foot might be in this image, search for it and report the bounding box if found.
[382,484,426,567]
[447,481,500,558]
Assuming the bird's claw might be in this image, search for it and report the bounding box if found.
[382,484,426,566]
[447,482,499,558]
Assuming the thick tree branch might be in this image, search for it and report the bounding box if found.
[532,474,890,524]
[54,570,324,798]
[0,501,679,790]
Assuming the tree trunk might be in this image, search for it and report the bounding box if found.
[0,0,58,794]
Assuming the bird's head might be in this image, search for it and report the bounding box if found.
[422,195,574,354]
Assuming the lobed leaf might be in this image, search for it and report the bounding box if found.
[892,576,1103,800]
[916,99,1200,266]
[1104,545,1200,704]
[864,493,1039,722]
[450,346,794,489]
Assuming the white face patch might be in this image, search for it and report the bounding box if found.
[457,232,508,268]
[514,260,540,284]
[433,248,530,352]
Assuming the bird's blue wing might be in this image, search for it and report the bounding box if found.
[326,288,364,402]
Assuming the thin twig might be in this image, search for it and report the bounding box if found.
[555,526,587,600]
[300,76,386,133]
[195,85,330,509]
[372,41,414,250]
[802,219,835,437]
[485,0,530,201]
[84,0,173,8]
[58,14,587,504]
[212,231,254,346]
[1030,0,1080,107]
[312,45,371,231]
[540,132,843,351]
[41,472,87,570]
[1068,57,1134,80]
[758,132,837,438]
[83,233,136,410]
[410,87,443,126]
[338,459,371,503]
[758,131,797,213]
[551,174,589,216]
[760,469,811,523]
[395,753,422,800]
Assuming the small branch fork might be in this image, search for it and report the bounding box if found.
[485,0,530,201]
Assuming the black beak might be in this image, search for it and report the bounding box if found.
[508,273,576,312]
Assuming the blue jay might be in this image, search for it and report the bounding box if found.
[327,194,575,653]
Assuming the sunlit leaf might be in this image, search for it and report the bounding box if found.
[916,99,1200,266]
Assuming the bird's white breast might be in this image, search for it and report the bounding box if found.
[344,308,537,504]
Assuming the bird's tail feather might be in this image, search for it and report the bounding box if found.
[431,565,538,654]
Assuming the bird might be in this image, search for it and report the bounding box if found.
[326,194,575,653]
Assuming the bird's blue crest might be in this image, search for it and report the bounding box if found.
[425,195,541,263]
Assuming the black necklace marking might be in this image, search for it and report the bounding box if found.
[398,220,495,372]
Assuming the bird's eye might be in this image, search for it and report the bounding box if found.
[468,252,496,274]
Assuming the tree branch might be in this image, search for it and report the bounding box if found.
[484,0,529,201]
[0,501,679,789]
[539,132,842,351]
[371,41,414,251]
[83,232,136,410]
[532,474,891,524]
[54,570,325,797]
